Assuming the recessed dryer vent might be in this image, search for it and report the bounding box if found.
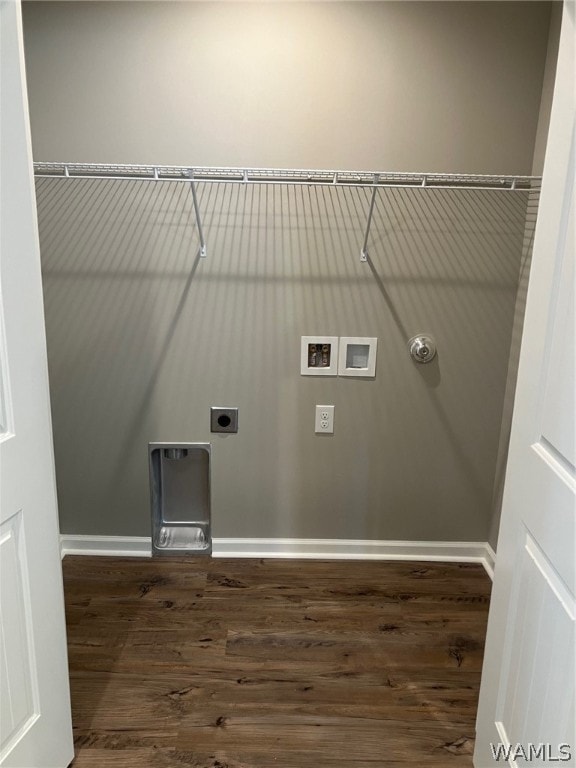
[149,443,211,556]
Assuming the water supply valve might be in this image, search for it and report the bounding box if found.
[408,335,437,364]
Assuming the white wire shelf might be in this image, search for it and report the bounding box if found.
[33,162,541,191]
[34,161,541,262]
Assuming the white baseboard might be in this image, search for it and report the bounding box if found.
[60,534,495,577]
[214,538,495,578]
[483,542,496,580]
[60,535,152,558]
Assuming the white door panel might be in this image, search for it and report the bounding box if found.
[0,513,39,756]
[475,2,575,765]
[0,308,14,441]
[540,236,574,462]
[0,0,74,765]
[522,438,575,593]
[497,532,575,751]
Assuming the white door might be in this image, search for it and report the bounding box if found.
[474,3,575,766]
[0,1,74,766]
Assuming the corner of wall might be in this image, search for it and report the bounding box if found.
[531,3,563,177]
[488,3,562,555]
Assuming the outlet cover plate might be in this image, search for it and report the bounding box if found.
[315,404,335,434]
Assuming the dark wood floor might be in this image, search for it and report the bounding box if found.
[63,556,491,767]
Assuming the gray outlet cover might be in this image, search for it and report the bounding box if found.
[210,407,238,433]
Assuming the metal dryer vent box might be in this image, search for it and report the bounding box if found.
[149,442,211,556]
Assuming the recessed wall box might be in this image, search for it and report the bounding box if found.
[300,336,339,376]
[149,442,211,556]
[338,337,378,377]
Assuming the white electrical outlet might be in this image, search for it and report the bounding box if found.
[315,405,335,434]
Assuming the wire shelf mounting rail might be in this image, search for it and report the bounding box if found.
[33,162,541,190]
[33,162,542,261]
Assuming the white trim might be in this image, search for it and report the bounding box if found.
[483,543,496,581]
[60,534,495,576]
[213,538,494,575]
[60,535,152,558]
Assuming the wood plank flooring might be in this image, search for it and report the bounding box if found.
[63,556,491,767]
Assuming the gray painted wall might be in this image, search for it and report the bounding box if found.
[23,2,551,174]
[24,2,550,542]
[36,178,527,540]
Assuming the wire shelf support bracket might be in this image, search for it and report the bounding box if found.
[188,171,207,259]
[360,179,379,262]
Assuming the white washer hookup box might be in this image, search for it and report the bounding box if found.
[338,337,378,377]
[300,336,339,376]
